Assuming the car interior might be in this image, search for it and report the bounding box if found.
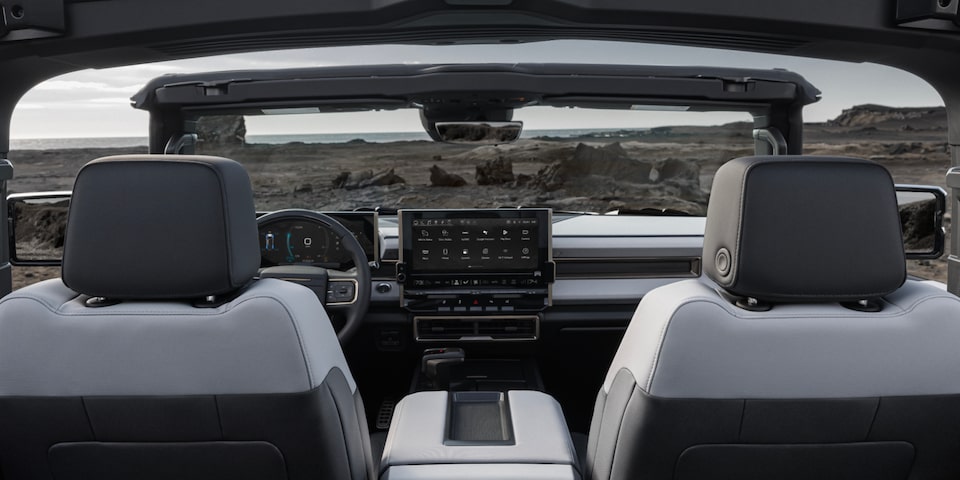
[3,1,960,480]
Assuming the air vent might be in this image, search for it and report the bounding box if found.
[418,318,476,338]
[477,318,538,338]
[415,316,539,341]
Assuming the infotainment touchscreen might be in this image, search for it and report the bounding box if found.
[397,209,554,292]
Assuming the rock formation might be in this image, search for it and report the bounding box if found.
[429,165,467,187]
[12,200,69,260]
[197,115,246,145]
[333,169,406,189]
[534,142,654,191]
[476,157,515,185]
[828,104,946,128]
[900,198,939,253]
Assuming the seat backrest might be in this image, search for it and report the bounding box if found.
[0,155,374,480]
[586,156,960,480]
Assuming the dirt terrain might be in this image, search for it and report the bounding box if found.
[6,104,952,289]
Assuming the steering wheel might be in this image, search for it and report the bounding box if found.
[256,209,371,344]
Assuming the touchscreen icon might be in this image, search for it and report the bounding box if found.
[421,229,429,237]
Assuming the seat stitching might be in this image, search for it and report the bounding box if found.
[607,380,638,480]
[324,376,357,480]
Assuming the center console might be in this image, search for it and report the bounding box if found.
[396,208,555,342]
[382,209,575,479]
[380,390,580,480]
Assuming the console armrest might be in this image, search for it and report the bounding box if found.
[381,390,579,479]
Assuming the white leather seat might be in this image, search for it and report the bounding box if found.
[0,155,375,480]
[586,156,960,480]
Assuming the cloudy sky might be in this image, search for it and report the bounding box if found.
[10,40,944,139]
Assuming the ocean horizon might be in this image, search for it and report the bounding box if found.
[10,128,648,150]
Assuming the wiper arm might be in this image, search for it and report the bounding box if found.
[353,206,399,215]
[497,205,598,215]
[607,207,692,216]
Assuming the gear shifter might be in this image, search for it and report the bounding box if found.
[421,347,465,390]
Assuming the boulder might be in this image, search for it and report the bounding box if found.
[429,165,467,187]
[197,115,246,145]
[333,169,406,190]
[14,201,69,253]
[476,157,515,185]
[534,142,654,190]
[900,198,938,253]
[656,158,700,185]
[887,142,923,155]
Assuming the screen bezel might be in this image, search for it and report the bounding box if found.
[325,211,380,265]
[256,210,379,266]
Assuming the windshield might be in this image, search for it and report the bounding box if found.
[6,42,950,287]
[196,108,753,215]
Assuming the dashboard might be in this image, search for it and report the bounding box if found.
[255,208,707,311]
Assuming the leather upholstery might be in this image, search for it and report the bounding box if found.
[0,278,356,395]
[601,278,960,399]
[0,155,374,480]
[588,156,960,480]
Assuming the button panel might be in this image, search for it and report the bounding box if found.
[404,293,548,314]
[326,280,357,304]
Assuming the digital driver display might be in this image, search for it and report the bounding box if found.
[258,211,378,269]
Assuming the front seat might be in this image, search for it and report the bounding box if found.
[586,156,960,480]
[0,155,374,480]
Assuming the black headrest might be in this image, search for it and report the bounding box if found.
[63,155,260,299]
[703,156,905,302]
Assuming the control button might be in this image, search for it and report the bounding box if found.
[438,307,452,313]
[453,306,467,312]
[469,306,483,312]
[376,282,392,294]
[502,306,515,312]
[484,306,499,312]
[327,281,355,302]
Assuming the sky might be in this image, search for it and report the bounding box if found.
[9,40,945,139]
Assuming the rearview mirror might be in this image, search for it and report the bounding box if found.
[7,192,71,266]
[433,121,523,144]
[896,184,946,260]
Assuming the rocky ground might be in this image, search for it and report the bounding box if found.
[6,104,953,289]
